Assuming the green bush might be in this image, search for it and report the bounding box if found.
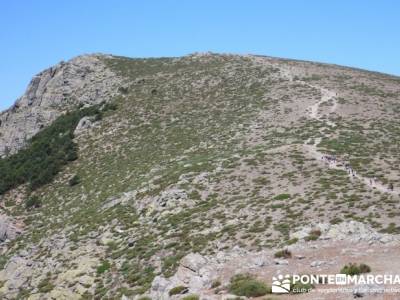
[304,229,321,241]
[330,217,342,224]
[287,237,298,245]
[102,102,118,111]
[274,193,290,200]
[274,249,292,258]
[228,274,270,297]
[211,279,221,288]
[0,255,8,270]
[38,277,54,293]
[340,263,371,275]
[168,285,188,296]
[0,105,102,195]
[96,260,111,274]
[25,195,42,209]
[182,295,199,300]
[68,174,81,186]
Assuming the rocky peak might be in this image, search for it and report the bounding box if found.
[0,54,121,157]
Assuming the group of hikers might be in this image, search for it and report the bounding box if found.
[321,153,395,192]
[344,163,356,177]
[322,154,337,164]
[322,154,357,177]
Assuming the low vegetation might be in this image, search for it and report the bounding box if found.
[228,274,271,297]
[305,229,321,241]
[274,249,292,258]
[96,260,111,274]
[168,285,188,296]
[182,295,200,300]
[25,195,42,209]
[0,105,102,195]
[68,174,81,186]
[340,263,371,275]
[274,193,291,200]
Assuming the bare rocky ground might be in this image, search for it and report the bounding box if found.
[1,53,400,299]
[145,221,400,300]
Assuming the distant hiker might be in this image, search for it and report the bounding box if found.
[389,183,394,191]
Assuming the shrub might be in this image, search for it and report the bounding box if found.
[118,86,129,94]
[25,195,42,209]
[0,255,8,270]
[168,285,188,296]
[330,217,342,224]
[68,174,80,186]
[287,237,298,245]
[228,274,270,297]
[182,295,200,300]
[211,279,221,288]
[341,263,371,275]
[38,277,54,293]
[305,229,321,241]
[274,193,290,200]
[379,223,400,234]
[274,249,292,259]
[96,260,111,274]
[103,102,118,111]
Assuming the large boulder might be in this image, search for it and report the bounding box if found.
[73,116,95,136]
[0,215,21,242]
[149,253,217,299]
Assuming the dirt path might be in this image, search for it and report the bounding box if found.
[300,77,397,194]
[248,59,397,195]
[307,86,337,127]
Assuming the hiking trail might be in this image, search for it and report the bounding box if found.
[280,66,397,194]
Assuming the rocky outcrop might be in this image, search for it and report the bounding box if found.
[73,116,96,136]
[291,221,398,244]
[0,215,21,242]
[145,247,271,299]
[149,253,217,299]
[0,233,100,299]
[0,54,121,157]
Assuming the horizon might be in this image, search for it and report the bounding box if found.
[1,0,400,111]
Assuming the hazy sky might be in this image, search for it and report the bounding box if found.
[1,0,399,111]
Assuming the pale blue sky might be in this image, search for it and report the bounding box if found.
[1,0,399,111]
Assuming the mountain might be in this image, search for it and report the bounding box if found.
[0,53,400,299]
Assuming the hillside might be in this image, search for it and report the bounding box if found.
[1,53,400,299]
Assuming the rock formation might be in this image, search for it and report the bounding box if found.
[0,54,121,157]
